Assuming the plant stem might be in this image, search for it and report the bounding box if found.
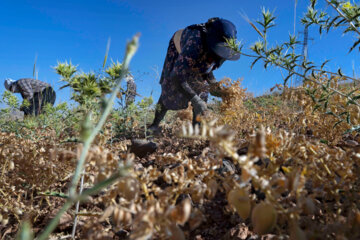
[38,192,69,199]
[37,201,73,240]
[36,167,129,240]
[35,34,139,240]
[69,34,140,198]
[240,51,360,107]
[309,68,360,83]
[242,51,360,83]
[71,171,85,239]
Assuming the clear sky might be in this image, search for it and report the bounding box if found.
[0,0,359,105]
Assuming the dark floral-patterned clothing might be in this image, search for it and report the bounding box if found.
[159,25,222,110]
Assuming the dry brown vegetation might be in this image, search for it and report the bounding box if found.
[1,76,360,240]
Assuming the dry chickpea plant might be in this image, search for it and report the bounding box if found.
[1,0,360,239]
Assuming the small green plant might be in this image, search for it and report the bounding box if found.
[37,102,77,135]
[0,91,78,139]
[112,96,154,138]
[54,58,133,120]
[54,60,77,79]
[105,60,127,79]
[138,96,154,138]
[1,90,20,113]
[224,37,243,54]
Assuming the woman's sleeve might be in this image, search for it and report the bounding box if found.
[204,72,216,84]
[17,79,34,99]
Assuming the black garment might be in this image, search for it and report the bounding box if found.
[21,87,56,116]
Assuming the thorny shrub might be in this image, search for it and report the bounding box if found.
[284,76,360,144]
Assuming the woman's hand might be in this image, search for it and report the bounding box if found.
[191,95,207,114]
[209,82,225,97]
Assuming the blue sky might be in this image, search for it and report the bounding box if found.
[0,0,359,106]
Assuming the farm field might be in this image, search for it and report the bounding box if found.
[1,0,360,239]
[1,76,359,239]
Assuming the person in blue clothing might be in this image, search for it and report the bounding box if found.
[149,17,240,131]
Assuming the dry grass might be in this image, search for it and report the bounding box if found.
[1,77,360,239]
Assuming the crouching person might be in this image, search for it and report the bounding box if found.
[4,78,56,116]
[149,17,240,131]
